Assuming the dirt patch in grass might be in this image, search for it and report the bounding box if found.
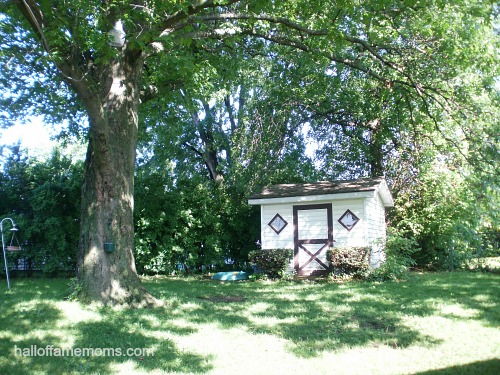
[198,295,246,303]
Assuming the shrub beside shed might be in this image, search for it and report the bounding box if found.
[248,177,394,276]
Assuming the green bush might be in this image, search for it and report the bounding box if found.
[367,228,419,281]
[367,257,410,282]
[248,248,293,279]
[327,246,370,278]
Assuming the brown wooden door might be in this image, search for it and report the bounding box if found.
[293,204,333,276]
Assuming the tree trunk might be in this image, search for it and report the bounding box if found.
[187,102,225,182]
[76,53,161,307]
[12,0,161,307]
[369,119,384,177]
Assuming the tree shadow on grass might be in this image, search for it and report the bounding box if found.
[143,272,500,359]
[405,272,500,326]
[71,313,213,374]
[0,280,68,374]
[243,287,441,358]
[1,273,498,372]
[0,278,214,374]
[415,358,500,374]
[142,278,438,358]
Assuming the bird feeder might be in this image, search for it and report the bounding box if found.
[6,226,21,251]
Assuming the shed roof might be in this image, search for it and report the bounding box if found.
[249,177,394,207]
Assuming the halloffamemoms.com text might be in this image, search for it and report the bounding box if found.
[14,345,154,357]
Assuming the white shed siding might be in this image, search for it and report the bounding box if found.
[332,199,366,247]
[262,199,370,249]
[365,194,383,240]
[365,193,387,267]
[261,204,294,249]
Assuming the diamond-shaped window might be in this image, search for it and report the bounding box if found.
[338,209,360,232]
[268,213,288,234]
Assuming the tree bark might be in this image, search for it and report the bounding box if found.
[187,101,225,182]
[76,53,161,307]
[369,119,384,177]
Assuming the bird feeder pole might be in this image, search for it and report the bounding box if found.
[1,217,18,289]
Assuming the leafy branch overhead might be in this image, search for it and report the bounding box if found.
[6,1,487,109]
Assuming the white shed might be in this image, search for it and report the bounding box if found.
[248,177,394,276]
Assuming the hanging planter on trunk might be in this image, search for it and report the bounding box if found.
[104,242,116,253]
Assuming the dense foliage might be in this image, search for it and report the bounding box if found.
[134,171,261,274]
[366,228,419,281]
[0,148,82,275]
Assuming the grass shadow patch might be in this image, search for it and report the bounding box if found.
[0,278,214,374]
[415,358,500,374]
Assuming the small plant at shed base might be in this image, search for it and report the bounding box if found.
[249,248,293,279]
[367,228,418,281]
[327,246,371,279]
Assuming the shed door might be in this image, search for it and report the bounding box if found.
[293,204,333,276]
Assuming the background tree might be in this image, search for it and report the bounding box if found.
[299,2,500,267]
[135,44,319,273]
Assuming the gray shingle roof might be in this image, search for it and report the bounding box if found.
[249,176,388,200]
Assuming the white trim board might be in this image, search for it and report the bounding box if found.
[248,191,376,206]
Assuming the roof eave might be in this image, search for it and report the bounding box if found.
[377,179,395,207]
[248,190,377,205]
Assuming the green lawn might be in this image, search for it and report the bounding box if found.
[1,272,499,374]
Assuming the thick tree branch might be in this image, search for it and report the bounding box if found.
[178,12,329,36]
[158,0,241,35]
[224,95,237,133]
[169,9,452,113]
[11,0,98,109]
[183,141,204,159]
[14,0,50,51]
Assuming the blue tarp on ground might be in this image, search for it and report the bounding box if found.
[211,271,249,281]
